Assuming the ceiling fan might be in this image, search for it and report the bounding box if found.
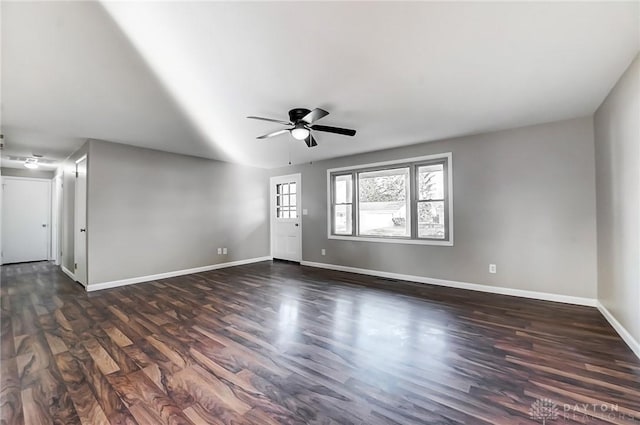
[247,108,356,147]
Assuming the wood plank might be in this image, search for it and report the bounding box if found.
[45,332,69,355]
[82,338,120,376]
[102,323,133,347]
[22,387,51,425]
[54,351,110,425]
[1,357,24,425]
[168,365,252,415]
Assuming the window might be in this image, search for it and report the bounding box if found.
[417,163,446,239]
[359,167,410,237]
[328,153,452,245]
[333,174,352,234]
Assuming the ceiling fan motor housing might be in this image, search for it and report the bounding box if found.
[288,108,311,123]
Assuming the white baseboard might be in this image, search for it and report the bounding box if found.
[87,256,273,292]
[61,266,76,281]
[300,261,597,307]
[596,301,640,360]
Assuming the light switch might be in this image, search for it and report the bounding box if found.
[302,209,308,215]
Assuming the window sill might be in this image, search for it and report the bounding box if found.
[328,235,453,246]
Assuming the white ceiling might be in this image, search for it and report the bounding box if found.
[2,1,638,169]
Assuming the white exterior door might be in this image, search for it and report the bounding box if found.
[74,156,88,286]
[1,177,51,264]
[270,174,301,262]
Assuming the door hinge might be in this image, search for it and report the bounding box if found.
[74,263,77,270]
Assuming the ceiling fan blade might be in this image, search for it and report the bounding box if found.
[310,124,356,136]
[304,134,318,148]
[247,116,291,125]
[257,129,290,139]
[301,108,329,124]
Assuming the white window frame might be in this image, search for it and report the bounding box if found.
[326,152,453,246]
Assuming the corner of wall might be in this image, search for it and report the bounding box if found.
[592,53,640,358]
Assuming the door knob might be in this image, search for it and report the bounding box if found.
[80,228,86,232]
[41,224,47,227]
[294,223,299,227]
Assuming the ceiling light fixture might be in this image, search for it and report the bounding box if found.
[24,158,39,169]
[291,125,310,141]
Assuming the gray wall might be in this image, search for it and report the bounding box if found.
[274,117,598,298]
[1,167,54,179]
[594,54,640,343]
[86,140,270,285]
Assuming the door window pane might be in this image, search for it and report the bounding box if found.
[358,168,410,237]
[276,181,298,220]
[418,201,445,239]
[277,207,298,218]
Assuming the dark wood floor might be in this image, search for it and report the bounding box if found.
[1,261,638,425]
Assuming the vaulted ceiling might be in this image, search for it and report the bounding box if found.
[1,1,638,169]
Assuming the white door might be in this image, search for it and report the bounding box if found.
[51,175,63,264]
[270,174,301,262]
[74,156,88,285]
[1,177,51,264]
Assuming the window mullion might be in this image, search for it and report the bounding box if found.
[330,174,336,234]
[353,171,358,236]
[410,164,417,239]
[417,198,445,202]
[443,160,449,241]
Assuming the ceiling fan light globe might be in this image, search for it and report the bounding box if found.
[291,127,310,140]
[24,159,39,169]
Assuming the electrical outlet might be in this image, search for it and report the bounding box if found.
[217,248,222,255]
[489,264,497,274]
[223,247,228,255]
[321,249,326,256]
